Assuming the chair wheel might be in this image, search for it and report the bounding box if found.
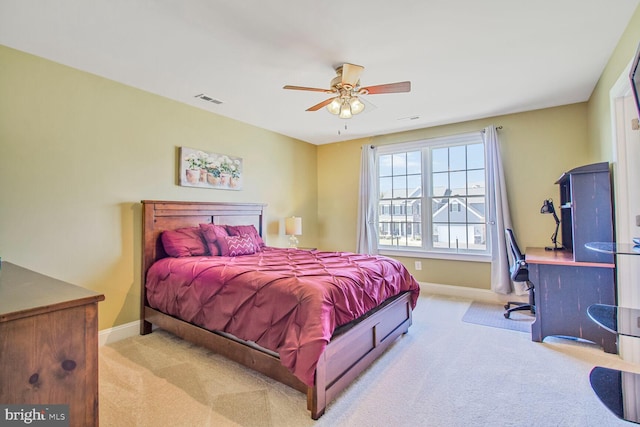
[504,312,510,319]
[504,304,509,310]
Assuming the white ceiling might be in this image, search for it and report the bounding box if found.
[1,0,639,145]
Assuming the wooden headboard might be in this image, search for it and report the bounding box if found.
[141,200,267,303]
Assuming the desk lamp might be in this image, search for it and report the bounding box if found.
[285,216,302,248]
[540,199,563,251]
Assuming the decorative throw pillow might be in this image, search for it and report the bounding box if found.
[161,227,208,257]
[218,234,256,257]
[226,224,265,249]
[199,223,229,256]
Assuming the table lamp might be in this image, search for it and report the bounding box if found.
[285,216,302,248]
[540,199,563,251]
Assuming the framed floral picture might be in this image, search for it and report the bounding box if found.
[179,147,243,190]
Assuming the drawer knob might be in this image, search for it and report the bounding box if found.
[61,360,76,371]
[28,373,39,385]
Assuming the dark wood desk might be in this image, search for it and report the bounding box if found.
[526,247,617,353]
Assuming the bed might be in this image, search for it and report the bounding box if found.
[140,200,420,419]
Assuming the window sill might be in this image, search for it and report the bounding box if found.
[378,249,491,263]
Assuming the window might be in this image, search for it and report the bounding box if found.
[376,132,489,258]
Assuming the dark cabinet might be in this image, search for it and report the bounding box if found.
[556,162,614,264]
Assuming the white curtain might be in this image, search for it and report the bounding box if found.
[484,126,514,294]
[356,144,378,254]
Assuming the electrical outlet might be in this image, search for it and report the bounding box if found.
[636,215,640,227]
[415,261,422,271]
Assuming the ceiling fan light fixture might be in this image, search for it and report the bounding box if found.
[350,97,365,115]
[339,100,352,119]
[326,98,342,115]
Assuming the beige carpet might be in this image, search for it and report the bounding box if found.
[99,295,638,426]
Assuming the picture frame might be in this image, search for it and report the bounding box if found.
[179,147,243,190]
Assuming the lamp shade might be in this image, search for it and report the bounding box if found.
[326,98,342,115]
[350,97,365,114]
[285,217,302,236]
[540,199,556,214]
[339,101,352,119]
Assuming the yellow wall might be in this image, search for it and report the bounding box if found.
[0,45,318,330]
[587,5,640,161]
[318,104,591,288]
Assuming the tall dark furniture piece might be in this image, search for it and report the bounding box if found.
[557,162,614,264]
[527,162,617,353]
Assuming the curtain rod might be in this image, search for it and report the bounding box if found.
[482,125,503,133]
[366,125,502,149]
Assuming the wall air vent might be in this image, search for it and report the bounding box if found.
[194,94,223,104]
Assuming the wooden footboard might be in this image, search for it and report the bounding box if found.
[309,291,412,419]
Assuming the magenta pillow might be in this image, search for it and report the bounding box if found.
[199,223,229,256]
[218,235,256,257]
[161,227,208,257]
[226,224,265,249]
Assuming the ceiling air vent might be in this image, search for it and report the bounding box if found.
[397,115,420,121]
[194,94,223,105]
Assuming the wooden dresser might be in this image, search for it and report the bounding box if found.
[0,262,105,427]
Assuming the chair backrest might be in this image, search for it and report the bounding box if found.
[505,228,529,282]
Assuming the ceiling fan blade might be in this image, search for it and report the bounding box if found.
[341,63,364,87]
[360,81,411,95]
[306,97,337,111]
[283,85,332,93]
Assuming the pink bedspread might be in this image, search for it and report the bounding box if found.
[145,247,420,386]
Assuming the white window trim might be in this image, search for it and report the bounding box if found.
[376,131,490,261]
[379,248,491,263]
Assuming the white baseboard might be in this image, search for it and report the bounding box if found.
[99,320,140,346]
[98,283,525,346]
[419,281,527,304]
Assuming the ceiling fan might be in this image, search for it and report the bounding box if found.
[283,63,411,119]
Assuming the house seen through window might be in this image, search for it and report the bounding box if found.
[377,132,488,257]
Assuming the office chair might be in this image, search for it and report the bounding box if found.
[503,228,535,319]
